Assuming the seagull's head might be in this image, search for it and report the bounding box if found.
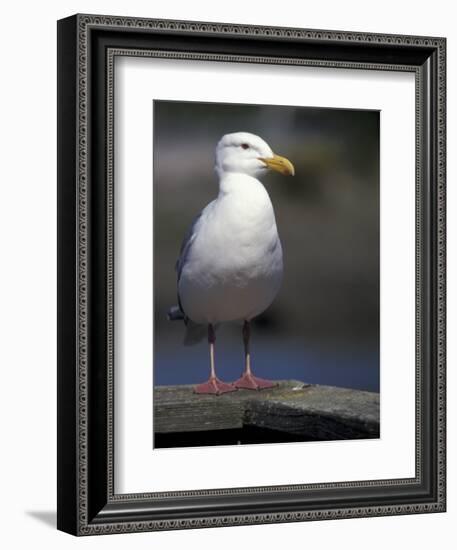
[215,132,295,179]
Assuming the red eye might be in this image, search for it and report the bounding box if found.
[241,143,249,150]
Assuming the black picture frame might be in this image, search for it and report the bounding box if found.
[57,13,446,535]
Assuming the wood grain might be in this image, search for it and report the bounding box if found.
[154,380,379,440]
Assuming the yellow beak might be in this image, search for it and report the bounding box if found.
[260,154,295,176]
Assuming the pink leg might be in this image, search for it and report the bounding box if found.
[232,321,277,390]
[194,324,237,396]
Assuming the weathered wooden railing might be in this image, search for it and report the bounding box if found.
[153,380,379,448]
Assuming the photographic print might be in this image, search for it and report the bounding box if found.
[153,100,380,449]
[58,15,446,534]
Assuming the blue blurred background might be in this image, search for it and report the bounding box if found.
[153,101,379,393]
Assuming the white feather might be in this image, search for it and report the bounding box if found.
[176,132,284,326]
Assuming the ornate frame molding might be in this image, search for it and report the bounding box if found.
[57,14,446,535]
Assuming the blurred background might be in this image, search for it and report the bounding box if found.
[153,100,379,392]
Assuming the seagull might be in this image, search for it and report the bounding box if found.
[168,132,295,395]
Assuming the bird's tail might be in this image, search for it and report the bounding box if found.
[183,321,208,346]
[167,305,185,321]
[166,305,208,346]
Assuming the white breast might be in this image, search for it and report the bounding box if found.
[178,174,283,324]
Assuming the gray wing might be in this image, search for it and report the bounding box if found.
[174,201,213,321]
[170,206,217,345]
[174,206,207,319]
[176,202,212,281]
[175,212,202,282]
